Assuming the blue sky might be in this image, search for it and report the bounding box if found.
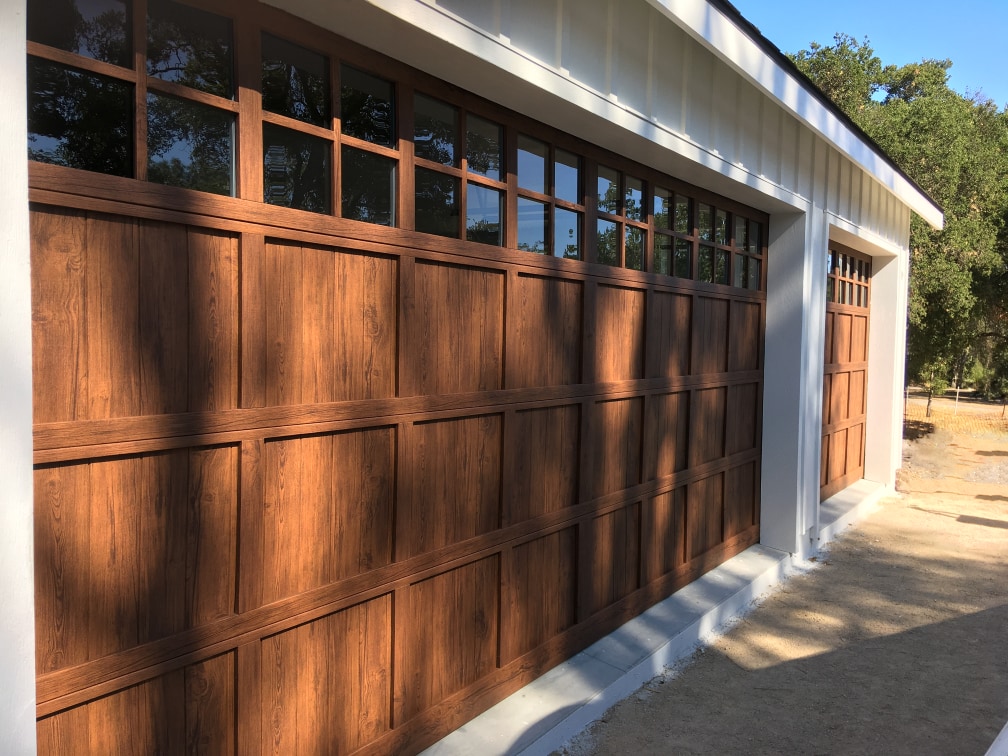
[729,0,1008,109]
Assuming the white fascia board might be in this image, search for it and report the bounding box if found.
[647,0,944,230]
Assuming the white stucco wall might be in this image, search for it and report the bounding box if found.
[0,0,38,753]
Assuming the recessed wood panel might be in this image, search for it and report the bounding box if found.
[829,371,850,425]
[37,653,235,755]
[726,382,759,455]
[395,558,499,724]
[595,284,645,383]
[502,528,578,661]
[587,503,640,615]
[642,487,686,583]
[831,312,853,364]
[505,405,580,525]
[411,261,504,395]
[262,595,392,754]
[34,446,238,673]
[507,274,582,388]
[646,290,691,378]
[728,300,760,372]
[262,427,396,605]
[687,473,724,560]
[850,369,867,415]
[265,241,397,405]
[690,387,727,466]
[591,398,643,497]
[851,314,868,361]
[725,462,756,539]
[398,415,502,560]
[643,391,689,481]
[692,296,729,375]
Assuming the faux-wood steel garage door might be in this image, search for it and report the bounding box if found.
[821,244,872,501]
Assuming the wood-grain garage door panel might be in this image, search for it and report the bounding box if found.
[507,274,583,388]
[505,404,581,524]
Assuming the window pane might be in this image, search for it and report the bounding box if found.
[674,194,690,234]
[554,149,580,204]
[341,65,395,147]
[341,146,395,226]
[148,92,234,195]
[29,0,130,67]
[698,244,715,282]
[715,208,728,245]
[674,239,691,278]
[554,208,581,259]
[415,167,459,237]
[597,218,618,266]
[698,203,712,241]
[826,277,834,302]
[27,57,133,176]
[654,234,672,275]
[748,220,761,255]
[654,187,671,230]
[734,253,747,288]
[466,183,502,245]
[734,215,748,249]
[716,249,729,284]
[467,115,502,181]
[597,165,619,214]
[262,123,329,211]
[414,93,457,166]
[262,33,330,127]
[517,197,547,253]
[517,134,546,194]
[625,176,644,221]
[625,226,644,271]
[147,0,233,98]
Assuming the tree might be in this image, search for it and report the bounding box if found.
[790,35,1008,411]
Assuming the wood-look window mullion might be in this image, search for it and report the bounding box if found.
[26,41,139,82]
[133,0,149,182]
[235,14,262,202]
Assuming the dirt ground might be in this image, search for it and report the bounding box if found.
[561,394,1008,755]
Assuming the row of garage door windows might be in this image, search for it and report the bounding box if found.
[27,0,765,288]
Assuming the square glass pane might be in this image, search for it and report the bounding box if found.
[554,149,580,205]
[467,115,502,181]
[698,244,715,283]
[597,164,619,214]
[262,122,330,211]
[148,92,234,195]
[147,0,233,99]
[466,183,502,245]
[716,249,729,284]
[625,176,644,221]
[654,234,672,275]
[674,239,692,278]
[517,197,547,253]
[625,226,644,270]
[517,134,547,194]
[262,34,330,127]
[714,208,728,245]
[415,167,459,237]
[341,146,395,226]
[748,220,761,255]
[341,65,395,147]
[654,187,672,230]
[414,93,457,166]
[698,203,712,241]
[674,194,691,234]
[29,0,130,67]
[554,207,581,260]
[826,277,834,302]
[734,215,748,249]
[734,253,747,288]
[28,58,133,176]
[596,218,618,266]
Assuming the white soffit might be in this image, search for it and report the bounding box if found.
[649,0,943,230]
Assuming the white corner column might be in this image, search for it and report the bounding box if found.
[0,0,38,753]
[760,208,828,558]
[863,248,910,487]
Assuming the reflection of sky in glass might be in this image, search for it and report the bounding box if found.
[597,165,619,214]
[147,92,234,196]
[414,93,457,166]
[674,239,691,278]
[654,235,672,274]
[517,197,547,253]
[555,208,580,259]
[29,0,130,65]
[466,183,502,245]
[597,218,618,265]
[654,187,671,230]
[147,0,234,98]
[517,135,546,194]
[466,115,502,181]
[625,176,644,221]
[555,149,580,205]
[625,226,644,270]
[342,146,395,226]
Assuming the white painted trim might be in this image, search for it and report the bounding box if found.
[645,0,943,230]
[0,0,38,752]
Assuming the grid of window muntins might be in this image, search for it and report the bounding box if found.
[827,248,871,308]
[26,0,765,289]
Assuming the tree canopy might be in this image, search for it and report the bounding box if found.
[790,34,1008,400]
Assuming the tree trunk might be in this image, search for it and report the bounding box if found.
[926,388,933,418]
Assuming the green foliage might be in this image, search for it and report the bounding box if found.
[789,35,1008,393]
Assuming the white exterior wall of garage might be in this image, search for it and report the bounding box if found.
[0,0,939,750]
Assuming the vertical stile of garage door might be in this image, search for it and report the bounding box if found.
[28,2,766,753]
[821,243,872,501]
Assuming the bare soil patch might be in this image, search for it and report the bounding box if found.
[561,405,1008,755]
